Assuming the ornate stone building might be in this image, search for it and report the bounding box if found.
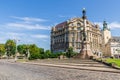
[51,9,103,57]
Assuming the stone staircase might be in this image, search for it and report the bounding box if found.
[28,58,120,73]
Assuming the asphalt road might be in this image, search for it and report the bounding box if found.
[0,60,120,80]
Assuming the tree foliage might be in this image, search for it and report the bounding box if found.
[66,47,74,58]
[3,40,67,60]
[17,44,29,57]
[0,44,5,56]
[28,44,40,59]
[5,39,16,57]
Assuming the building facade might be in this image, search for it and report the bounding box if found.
[51,9,103,56]
[109,37,120,58]
[101,21,112,56]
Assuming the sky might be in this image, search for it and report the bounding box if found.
[0,0,120,50]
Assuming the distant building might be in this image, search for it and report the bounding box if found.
[109,37,120,58]
[102,21,111,56]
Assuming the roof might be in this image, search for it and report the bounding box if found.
[54,17,100,30]
[55,21,67,29]
[110,36,120,42]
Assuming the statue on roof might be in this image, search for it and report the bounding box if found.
[82,8,87,19]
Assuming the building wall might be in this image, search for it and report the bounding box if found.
[103,29,111,45]
[110,37,120,58]
[51,18,103,54]
[111,42,120,56]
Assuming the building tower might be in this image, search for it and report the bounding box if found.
[102,21,111,56]
[102,21,111,44]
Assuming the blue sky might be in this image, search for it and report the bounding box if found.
[0,0,120,50]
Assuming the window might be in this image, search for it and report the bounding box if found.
[72,42,74,47]
[78,43,80,48]
[77,27,81,30]
[71,32,75,37]
[77,23,81,27]
[72,37,75,42]
[70,23,74,26]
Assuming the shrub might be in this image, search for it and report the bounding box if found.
[29,53,40,60]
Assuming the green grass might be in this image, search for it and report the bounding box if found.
[105,58,120,67]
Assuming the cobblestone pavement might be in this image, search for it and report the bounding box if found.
[0,60,120,80]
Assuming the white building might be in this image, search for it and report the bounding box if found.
[110,37,120,58]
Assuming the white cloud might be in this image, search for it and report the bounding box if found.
[94,21,120,29]
[31,34,49,39]
[0,32,23,43]
[7,32,25,36]
[109,22,120,29]
[6,16,51,30]
[11,16,47,22]
[0,16,51,49]
[7,23,50,30]
[0,31,49,45]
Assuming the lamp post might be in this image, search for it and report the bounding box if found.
[27,48,30,59]
[26,46,30,59]
[14,39,20,61]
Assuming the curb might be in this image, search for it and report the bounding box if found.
[93,59,120,70]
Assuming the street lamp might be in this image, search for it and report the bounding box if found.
[25,46,30,59]
[14,39,20,61]
[14,39,20,53]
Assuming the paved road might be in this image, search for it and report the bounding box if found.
[0,60,120,80]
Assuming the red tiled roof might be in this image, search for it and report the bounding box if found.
[55,21,67,29]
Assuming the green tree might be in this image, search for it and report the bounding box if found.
[29,44,39,54]
[66,47,73,58]
[18,44,24,54]
[17,44,29,57]
[29,44,40,60]
[5,39,16,57]
[39,48,44,54]
[44,50,51,58]
[0,44,5,57]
